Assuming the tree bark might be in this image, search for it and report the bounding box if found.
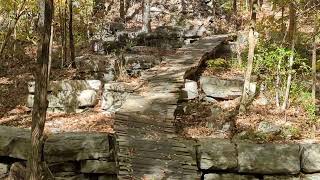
[239,0,257,113]
[29,0,53,179]
[142,0,151,33]
[287,2,296,44]
[312,14,318,106]
[120,0,125,23]
[69,0,76,68]
[62,0,67,68]
[233,0,237,14]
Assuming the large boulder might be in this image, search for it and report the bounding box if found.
[27,90,98,108]
[301,144,320,173]
[197,139,237,171]
[0,126,30,160]
[237,143,300,174]
[28,80,101,93]
[200,76,256,100]
[44,132,112,162]
[0,163,8,178]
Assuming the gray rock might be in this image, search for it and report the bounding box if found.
[301,144,320,173]
[44,132,111,162]
[197,139,237,171]
[203,96,218,103]
[264,175,300,180]
[0,126,30,160]
[101,91,128,112]
[77,90,98,107]
[237,143,300,174]
[0,163,8,177]
[302,174,320,180]
[204,173,258,180]
[28,80,101,93]
[49,162,78,173]
[123,54,162,70]
[200,76,256,100]
[257,121,281,134]
[28,90,98,110]
[253,95,269,106]
[182,79,198,100]
[75,57,107,72]
[80,160,116,174]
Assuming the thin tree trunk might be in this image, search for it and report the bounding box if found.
[282,40,295,110]
[48,23,54,82]
[312,14,318,106]
[59,0,64,68]
[281,6,285,35]
[142,0,151,33]
[239,0,257,113]
[69,0,76,68]
[233,0,237,14]
[63,0,68,68]
[29,0,53,179]
[287,2,296,44]
[275,59,281,107]
[120,0,125,23]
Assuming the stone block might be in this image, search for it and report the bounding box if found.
[197,139,237,171]
[0,126,30,160]
[204,173,258,180]
[237,143,300,174]
[302,144,320,173]
[44,132,111,162]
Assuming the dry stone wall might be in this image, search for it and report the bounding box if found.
[198,139,320,180]
[0,126,117,180]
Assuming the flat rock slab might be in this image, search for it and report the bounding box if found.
[301,144,320,173]
[44,132,112,162]
[200,76,256,100]
[204,173,258,180]
[0,126,30,160]
[238,143,300,174]
[197,139,237,171]
[28,80,101,93]
[302,173,320,180]
[264,175,300,180]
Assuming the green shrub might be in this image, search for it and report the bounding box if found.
[207,58,229,70]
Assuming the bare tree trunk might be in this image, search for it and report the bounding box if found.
[142,0,151,33]
[120,0,125,23]
[233,0,237,14]
[29,0,53,179]
[281,6,285,35]
[312,14,318,106]
[239,0,257,113]
[282,40,295,110]
[69,0,76,68]
[48,23,54,82]
[275,59,281,107]
[287,2,296,44]
[63,0,68,68]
